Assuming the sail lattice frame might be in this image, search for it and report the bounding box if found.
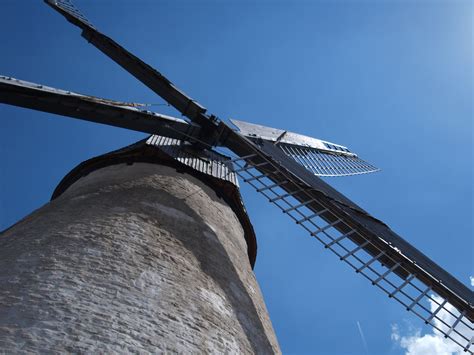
[228,152,474,353]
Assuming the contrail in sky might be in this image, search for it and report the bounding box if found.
[357,321,369,355]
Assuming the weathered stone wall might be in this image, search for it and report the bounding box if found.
[0,163,280,353]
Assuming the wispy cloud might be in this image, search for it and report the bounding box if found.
[470,276,473,287]
[391,295,470,355]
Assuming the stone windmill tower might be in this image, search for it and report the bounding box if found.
[0,134,277,353]
[0,1,472,353]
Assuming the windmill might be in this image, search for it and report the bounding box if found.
[0,0,472,353]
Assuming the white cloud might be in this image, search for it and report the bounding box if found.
[470,276,474,287]
[391,295,471,355]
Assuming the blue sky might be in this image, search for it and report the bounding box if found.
[1,1,472,354]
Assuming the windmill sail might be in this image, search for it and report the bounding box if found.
[0,75,201,142]
[230,119,379,177]
[218,123,474,352]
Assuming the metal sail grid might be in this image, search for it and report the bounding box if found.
[230,119,379,177]
[278,143,379,177]
[228,154,473,353]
